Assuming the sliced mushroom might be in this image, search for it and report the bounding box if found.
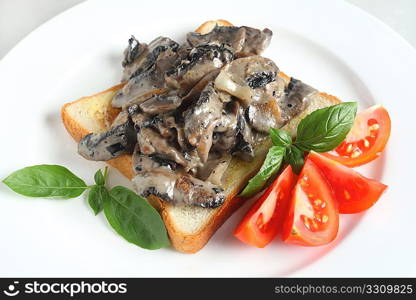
[113,37,179,108]
[122,36,144,67]
[139,91,183,114]
[181,69,220,106]
[132,169,225,208]
[121,36,149,82]
[245,96,283,132]
[166,43,234,94]
[240,26,273,56]
[133,150,164,174]
[184,82,223,163]
[132,147,178,174]
[243,76,316,132]
[78,119,136,161]
[183,149,203,173]
[150,114,175,138]
[214,56,280,106]
[160,114,187,148]
[136,113,188,149]
[214,56,291,133]
[121,36,179,82]
[232,106,255,161]
[211,100,239,152]
[137,127,187,167]
[206,155,231,185]
[197,152,231,185]
[187,26,272,57]
[113,65,168,108]
[279,77,316,122]
[111,110,129,127]
[214,101,239,132]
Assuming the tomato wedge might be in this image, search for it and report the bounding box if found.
[309,151,387,214]
[281,160,338,246]
[323,105,391,167]
[234,166,296,248]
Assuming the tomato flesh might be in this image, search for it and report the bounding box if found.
[281,160,338,246]
[323,105,391,167]
[309,151,387,214]
[234,166,296,248]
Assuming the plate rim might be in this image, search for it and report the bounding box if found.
[0,0,415,277]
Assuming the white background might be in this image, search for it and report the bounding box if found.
[1,0,416,60]
[0,0,415,277]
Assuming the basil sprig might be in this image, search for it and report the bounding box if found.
[88,186,110,215]
[88,168,110,215]
[240,102,357,197]
[2,165,169,250]
[284,145,305,174]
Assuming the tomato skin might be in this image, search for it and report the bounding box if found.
[234,166,296,248]
[309,151,387,214]
[323,105,391,167]
[281,160,339,246]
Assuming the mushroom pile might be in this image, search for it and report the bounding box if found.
[78,25,316,208]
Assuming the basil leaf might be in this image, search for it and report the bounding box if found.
[295,102,357,152]
[240,146,285,198]
[2,165,87,198]
[270,128,292,147]
[88,185,110,215]
[104,186,170,250]
[94,169,105,186]
[285,146,305,174]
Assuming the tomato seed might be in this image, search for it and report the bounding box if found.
[344,190,351,199]
[313,199,322,207]
[368,123,380,131]
[351,149,361,158]
[314,213,322,222]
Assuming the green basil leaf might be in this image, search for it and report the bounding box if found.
[2,165,87,198]
[104,186,170,250]
[270,128,292,147]
[94,169,105,186]
[239,146,285,198]
[88,185,110,215]
[285,146,305,174]
[295,102,357,152]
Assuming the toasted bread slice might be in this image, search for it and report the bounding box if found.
[61,74,340,253]
[61,21,341,253]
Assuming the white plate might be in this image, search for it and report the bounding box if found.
[1,0,415,277]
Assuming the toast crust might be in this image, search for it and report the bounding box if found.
[195,19,234,34]
[61,20,342,253]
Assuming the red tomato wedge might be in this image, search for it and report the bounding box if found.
[281,160,338,246]
[234,166,296,248]
[308,151,387,214]
[323,105,391,167]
